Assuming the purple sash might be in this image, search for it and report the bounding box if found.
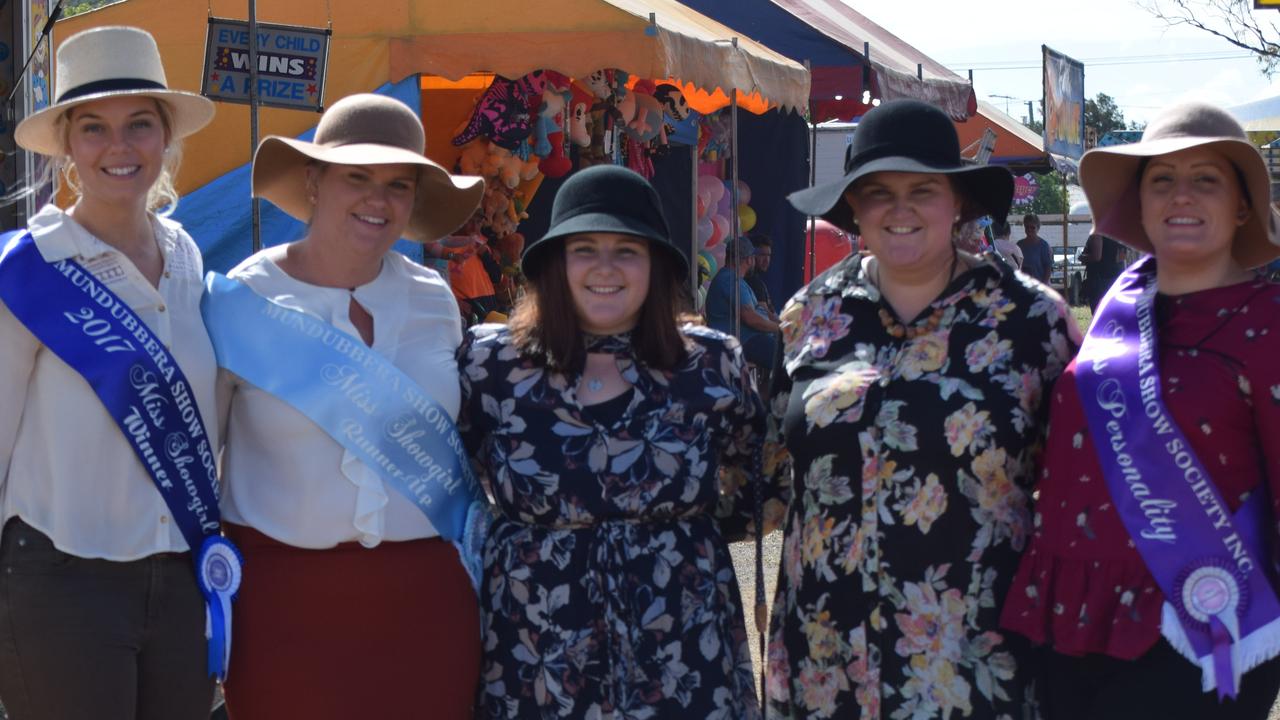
[1076,256,1280,698]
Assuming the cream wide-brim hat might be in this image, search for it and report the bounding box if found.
[1080,101,1280,270]
[251,93,485,243]
[14,26,215,157]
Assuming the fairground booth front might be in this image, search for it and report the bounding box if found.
[55,0,810,319]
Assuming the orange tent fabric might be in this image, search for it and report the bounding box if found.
[54,0,808,194]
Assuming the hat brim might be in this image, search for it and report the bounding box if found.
[522,211,689,281]
[251,135,485,243]
[15,88,216,157]
[1081,136,1280,269]
[788,156,1014,232]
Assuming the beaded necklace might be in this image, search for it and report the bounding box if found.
[872,248,960,340]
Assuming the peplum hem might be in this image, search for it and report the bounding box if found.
[1001,540,1164,661]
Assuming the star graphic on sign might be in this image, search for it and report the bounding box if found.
[307,83,317,95]
[211,72,221,83]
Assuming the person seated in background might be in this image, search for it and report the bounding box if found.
[744,232,777,318]
[705,235,779,384]
[992,219,1024,269]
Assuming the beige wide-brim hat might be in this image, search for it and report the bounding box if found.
[252,93,485,243]
[1080,101,1280,269]
[15,26,216,157]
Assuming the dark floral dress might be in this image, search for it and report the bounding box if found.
[763,254,1078,719]
[459,324,766,719]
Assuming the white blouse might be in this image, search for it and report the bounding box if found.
[219,247,463,548]
[0,205,219,560]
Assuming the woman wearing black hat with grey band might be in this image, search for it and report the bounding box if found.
[762,99,1079,718]
[457,164,778,719]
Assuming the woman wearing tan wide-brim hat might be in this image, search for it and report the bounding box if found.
[0,26,223,720]
[1003,102,1280,719]
[206,92,485,719]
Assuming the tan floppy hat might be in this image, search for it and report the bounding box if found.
[252,93,485,243]
[1081,101,1280,269]
[15,26,216,157]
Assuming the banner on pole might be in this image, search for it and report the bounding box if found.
[201,18,330,112]
[1042,45,1085,160]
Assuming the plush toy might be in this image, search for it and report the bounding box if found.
[583,70,612,100]
[452,72,549,150]
[457,139,488,176]
[625,79,665,144]
[531,71,569,157]
[699,112,731,161]
[567,82,594,148]
[534,72,573,178]
[655,83,700,146]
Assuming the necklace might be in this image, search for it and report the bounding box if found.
[871,249,961,340]
[586,378,604,392]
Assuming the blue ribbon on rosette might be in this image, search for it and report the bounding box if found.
[200,273,490,590]
[0,231,240,680]
[1076,256,1280,699]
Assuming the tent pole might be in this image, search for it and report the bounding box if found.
[690,144,699,310]
[729,38,741,340]
[807,61,817,284]
[1062,178,1070,302]
[248,0,262,253]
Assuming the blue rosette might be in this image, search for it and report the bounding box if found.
[198,535,243,681]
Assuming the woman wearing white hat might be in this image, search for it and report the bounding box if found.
[0,26,225,719]
[1003,102,1280,718]
[201,93,486,718]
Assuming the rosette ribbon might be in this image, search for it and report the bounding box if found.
[199,536,243,681]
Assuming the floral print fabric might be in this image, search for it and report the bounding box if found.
[764,254,1076,719]
[1002,278,1280,660]
[459,325,766,719]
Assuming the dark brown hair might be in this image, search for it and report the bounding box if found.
[509,237,689,374]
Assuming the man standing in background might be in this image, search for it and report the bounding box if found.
[1017,213,1052,283]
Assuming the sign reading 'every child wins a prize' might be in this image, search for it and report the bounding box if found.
[201,18,330,112]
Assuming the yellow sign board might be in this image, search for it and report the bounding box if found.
[1256,0,1280,8]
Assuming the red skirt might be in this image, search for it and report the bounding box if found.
[222,523,480,720]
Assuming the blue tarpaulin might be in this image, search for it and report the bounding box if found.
[172,76,424,275]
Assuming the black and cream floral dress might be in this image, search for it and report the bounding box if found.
[763,253,1077,720]
[459,324,767,719]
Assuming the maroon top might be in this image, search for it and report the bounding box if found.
[1001,277,1280,659]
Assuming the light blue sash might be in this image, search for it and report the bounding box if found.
[200,272,488,588]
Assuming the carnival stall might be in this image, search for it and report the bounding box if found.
[54,0,809,319]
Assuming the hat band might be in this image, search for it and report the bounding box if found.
[57,78,168,104]
[846,144,959,173]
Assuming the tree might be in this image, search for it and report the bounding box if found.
[1138,0,1280,77]
[1017,171,1068,216]
[1085,93,1127,136]
[65,0,115,18]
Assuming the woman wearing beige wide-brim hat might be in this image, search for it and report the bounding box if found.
[205,93,485,719]
[1003,102,1280,719]
[0,26,223,720]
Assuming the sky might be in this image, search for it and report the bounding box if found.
[840,0,1280,126]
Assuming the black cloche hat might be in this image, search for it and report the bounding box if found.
[522,165,689,281]
[789,99,1015,232]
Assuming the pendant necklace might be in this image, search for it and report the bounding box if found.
[586,378,604,392]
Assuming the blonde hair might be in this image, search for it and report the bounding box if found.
[43,97,185,216]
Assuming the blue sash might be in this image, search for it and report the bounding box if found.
[0,230,240,681]
[1077,256,1280,698]
[200,272,488,589]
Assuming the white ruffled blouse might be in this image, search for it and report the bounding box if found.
[0,204,217,560]
[219,246,462,548]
